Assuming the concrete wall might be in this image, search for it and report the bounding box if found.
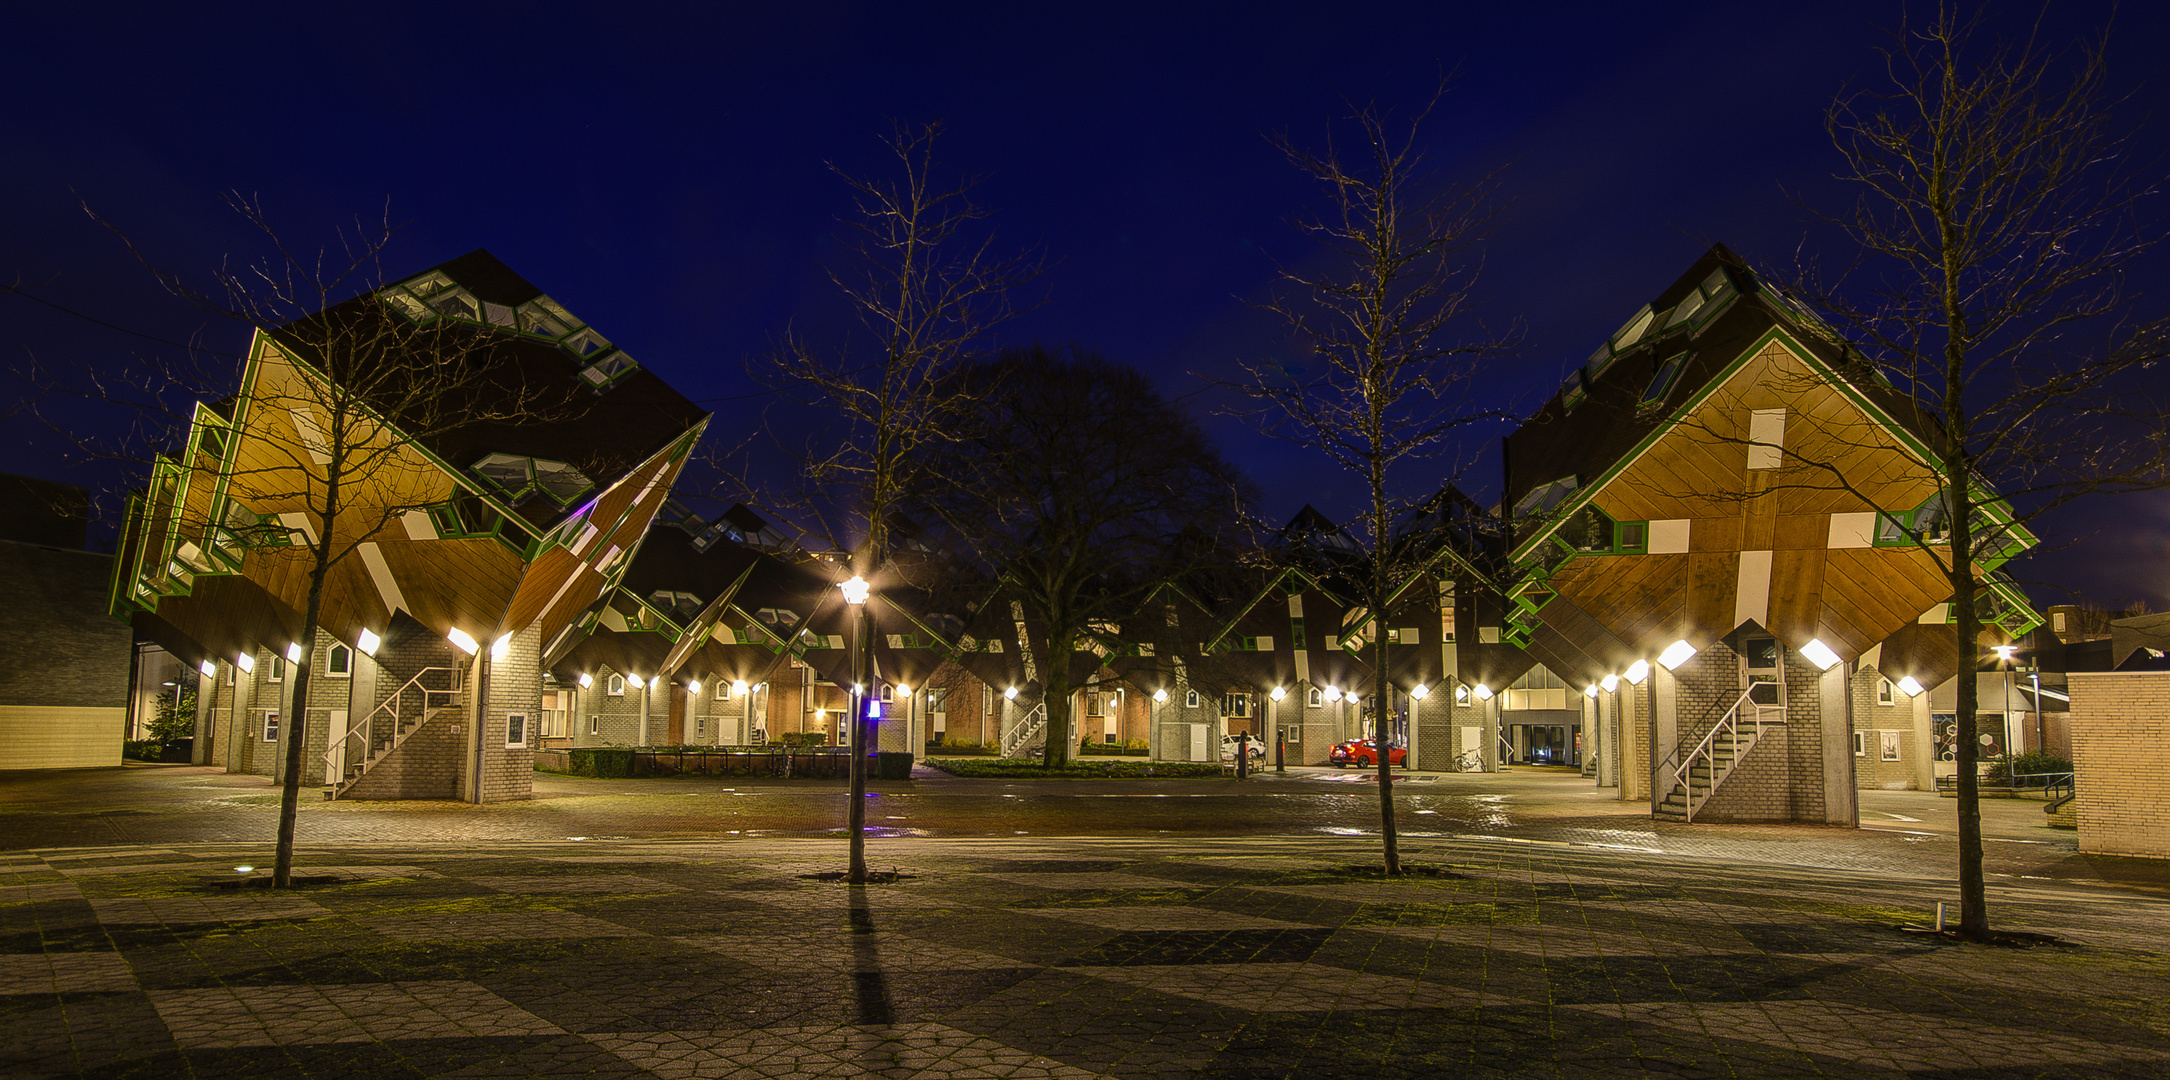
[2066,671,2170,859]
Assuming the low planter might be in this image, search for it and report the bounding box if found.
[923,758,1223,779]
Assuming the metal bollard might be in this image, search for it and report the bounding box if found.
[1275,731,1286,773]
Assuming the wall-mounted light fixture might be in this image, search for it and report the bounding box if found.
[1600,674,1619,692]
[1322,686,1343,702]
[1658,639,1697,670]
[1004,686,1018,700]
[1409,683,1429,700]
[357,629,381,656]
[1625,659,1650,685]
[578,672,593,689]
[285,642,303,664]
[687,680,702,695]
[1585,684,1599,698]
[448,628,480,655]
[1897,675,1924,696]
[732,680,750,696]
[490,635,511,662]
[235,652,254,674]
[1801,638,1841,671]
[1269,686,1286,701]
[200,659,218,678]
[1472,683,1493,701]
[1153,688,1168,703]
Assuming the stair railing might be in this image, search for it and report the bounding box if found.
[324,666,462,799]
[1001,702,1048,758]
[1657,686,1766,822]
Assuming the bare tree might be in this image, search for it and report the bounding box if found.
[754,122,1041,882]
[68,196,569,886]
[1799,6,2170,939]
[925,345,1255,767]
[1227,92,1517,874]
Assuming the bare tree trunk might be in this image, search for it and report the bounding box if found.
[273,469,341,887]
[1041,630,1075,768]
[1371,628,1399,872]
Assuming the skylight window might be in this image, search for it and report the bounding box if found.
[1560,370,1588,411]
[533,459,593,503]
[470,453,593,506]
[1664,289,1705,328]
[578,352,640,388]
[1641,351,1690,409]
[1611,306,1656,353]
[562,328,612,359]
[1514,475,1578,518]
[517,297,580,338]
[429,288,480,321]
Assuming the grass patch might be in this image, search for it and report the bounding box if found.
[1345,901,1537,928]
[922,758,1224,779]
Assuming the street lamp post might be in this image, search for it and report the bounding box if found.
[841,574,872,884]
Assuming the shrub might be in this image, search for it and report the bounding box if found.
[926,739,998,756]
[122,739,164,762]
[1988,750,2072,785]
[148,688,196,743]
[568,747,635,778]
[923,758,1223,779]
[779,731,830,748]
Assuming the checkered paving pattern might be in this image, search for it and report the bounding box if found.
[3,836,2168,1078]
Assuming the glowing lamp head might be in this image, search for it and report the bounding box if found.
[234,652,254,674]
[1658,639,1697,670]
[1801,638,1841,671]
[896,684,911,697]
[490,635,511,662]
[357,629,381,656]
[1472,683,1493,701]
[1322,686,1343,703]
[1270,686,1286,701]
[732,680,750,696]
[1992,644,2018,662]
[448,628,479,655]
[578,672,593,689]
[1585,683,1599,698]
[1625,659,1651,685]
[1897,675,1924,696]
[200,659,218,678]
[839,575,871,605]
[648,675,662,691]
[1600,674,1619,693]
[285,642,303,664]
[686,680,702,695]
[1153,688,1168,703]
[1004,686,1018,700]
[1408,683,1429,700]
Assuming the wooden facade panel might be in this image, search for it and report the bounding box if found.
[1821,547,1950,645]
[1686,552,1738,640]
[1689,516,1742,553]
[503,546,585,635]
[1773,513,1828,550]
[1766,549,1826,645]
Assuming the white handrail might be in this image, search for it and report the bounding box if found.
[1659,686,1763,822]
[324,666,461,794]
[1001,702,1048,758]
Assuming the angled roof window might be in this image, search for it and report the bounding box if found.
[1560,370,1588,412]
[1611,306,1656,354]
[471,453,592,506]
[1640,351,1691,410]
[532,459,593,503]
[482,302,516,328]
[562,328,612,359]
[578,351,640,389]
[382,288,436,323]
[473,453,533,492]
[1664,289,1706,329]
[1584,343,1617,383]
[517,296,580,338]
[429,287,480,321]
[1514,475,1579,518]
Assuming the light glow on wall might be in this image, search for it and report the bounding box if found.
[490,635,511,662]
[448,628,480,655]
[1801,638,1841,671]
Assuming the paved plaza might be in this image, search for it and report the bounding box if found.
[5,766,2170,1079]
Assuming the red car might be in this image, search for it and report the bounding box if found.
[1329,738,1406,767]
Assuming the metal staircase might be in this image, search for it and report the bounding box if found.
[1001,702,1048,758]
[322,666,463,800]
[1654,687,1782,822]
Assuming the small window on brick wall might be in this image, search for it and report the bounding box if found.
[588,715,601,735]
[1853,731,1866,757]
[607,674,625,696]
[325,645,352,678]
[505,712,528,748]
[1876,677,1895,707]
[263,711,280,742]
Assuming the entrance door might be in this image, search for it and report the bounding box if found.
[1189,724,1208,762]
[326,709,349,784]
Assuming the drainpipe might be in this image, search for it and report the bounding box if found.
[470,645,490,805]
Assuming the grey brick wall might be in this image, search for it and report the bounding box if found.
[0,543,129,709]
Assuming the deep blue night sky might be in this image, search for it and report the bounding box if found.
[6,2,2169,606]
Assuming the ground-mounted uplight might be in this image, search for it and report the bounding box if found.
[1801,638,1841,671]
[490,635,511,662]
[1472,683,1493,701]
[448,628,480,655]
[1409,683,1429,700]
[1153,688,1168,703]
[234,864,254,875]
[1658,639,1698,670]
[1625,659,1651,685]
[358,629,381,656]
[1897,675,1924,696]
[235,652,254,674]
[286,642,303,664]
[1600,674,1619,692]
[1004,686,1018,700]
[578,672,593,689]
[1270,686,1286,701]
